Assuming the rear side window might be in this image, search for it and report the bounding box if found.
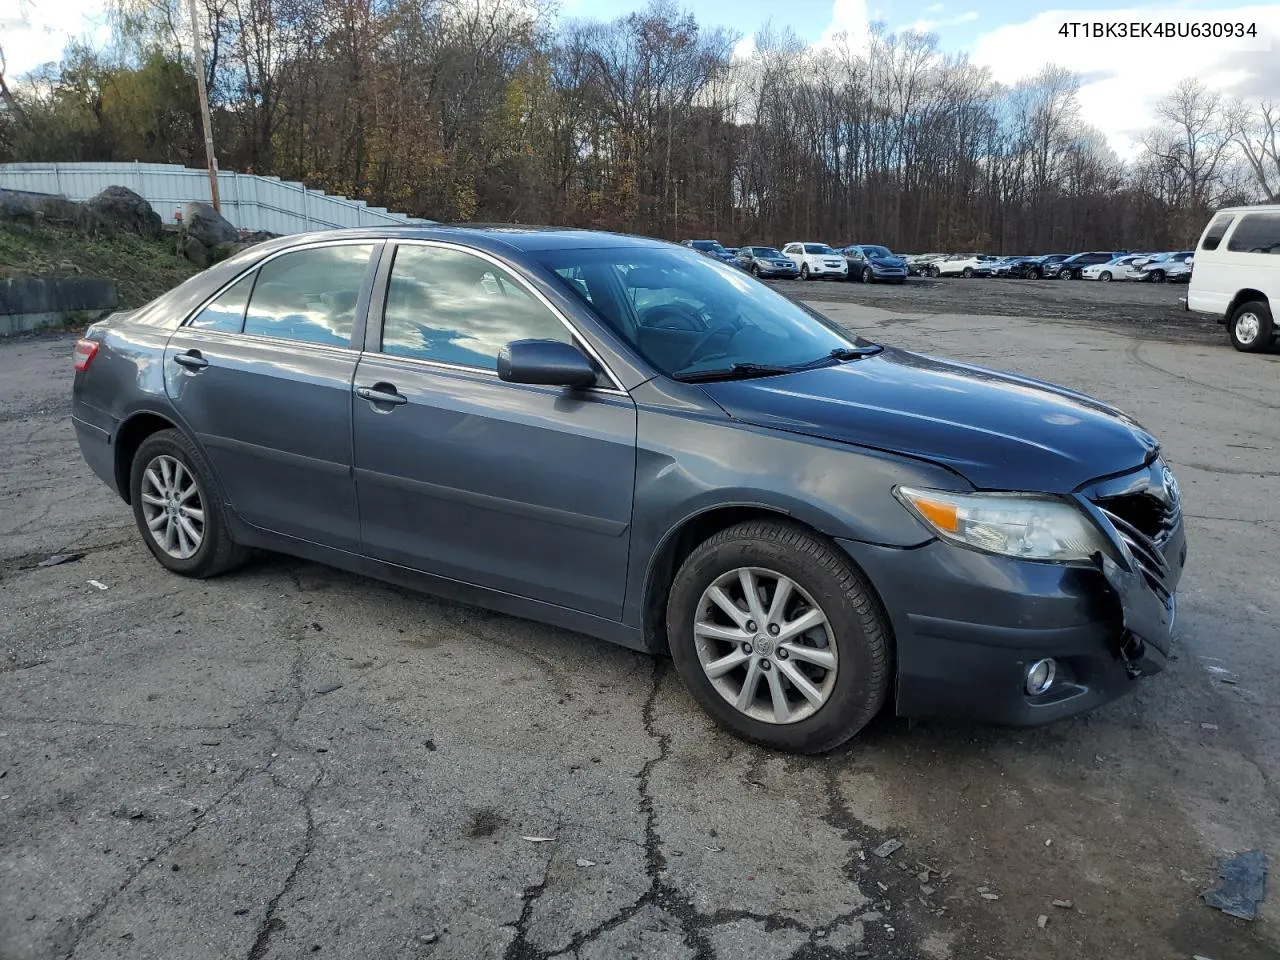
[1200,214,1235,251]
[188,274,254,332]
[243,244,375,347]
[1226,213,1280,254]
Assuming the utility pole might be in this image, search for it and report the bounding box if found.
[674,178,682,238]
[186,0,220,212]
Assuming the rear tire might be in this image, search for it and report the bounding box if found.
[666,520,891,754]
[1150,270,1166,283]
[129,429,248,578]
[1228,300,1274,353]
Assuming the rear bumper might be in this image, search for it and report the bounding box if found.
[838,536,1180,726]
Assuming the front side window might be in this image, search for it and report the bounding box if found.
[381,245,571,370]
[189,273,254,331]
[242,244,375,346]
[538,246,856,379]
[1226,213,1280,254]
[1200,214,1236,251]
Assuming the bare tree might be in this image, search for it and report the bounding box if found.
[1235,99,1280,203]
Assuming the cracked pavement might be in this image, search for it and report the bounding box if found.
[2,293,1279,960]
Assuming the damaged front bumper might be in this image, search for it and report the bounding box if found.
[837,504,1187,727]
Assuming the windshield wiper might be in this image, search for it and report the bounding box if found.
[794,345,885,370]
[672,362,796,383]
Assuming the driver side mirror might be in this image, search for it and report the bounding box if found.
[498,339,598,389]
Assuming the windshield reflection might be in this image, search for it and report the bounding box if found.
[535,246,860,378]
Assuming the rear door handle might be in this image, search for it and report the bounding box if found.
[173,351,209,370]
[356,383,408,406]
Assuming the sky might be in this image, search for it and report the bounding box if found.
[2,0,1277,159]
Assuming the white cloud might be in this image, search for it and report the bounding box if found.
[0,0,110,76]
[733,34,757,61]
[969,4,1280,158]
[924,2,943,12]
[818,0,873,50]
[908,10,980,33]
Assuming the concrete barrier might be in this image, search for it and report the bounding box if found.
[0,275,119,336]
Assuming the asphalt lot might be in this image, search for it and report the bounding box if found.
[2,279,1278,960]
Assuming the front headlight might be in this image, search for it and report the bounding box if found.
[895,487,1112,562]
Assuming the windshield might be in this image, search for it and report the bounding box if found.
[691,241,725,253]
[862,245,892,258]
[536,246,859,379]
[750,247,784,258]
[803,244,835,255]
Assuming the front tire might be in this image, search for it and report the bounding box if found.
[800,264,810,280]
[130,429,248,578]
[1228,300,1274,353]
[1150,270,1165,283]
[1099,271,1112,282]
[1027,267,1041,279]
[750,263,760,278]
[666,520,891,754]
[861,266,873,283]
[962,266,974,278]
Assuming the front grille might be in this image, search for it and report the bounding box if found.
[1091,480,1180,601]
[1098,506,1172,600]
[1095,489,1179,542]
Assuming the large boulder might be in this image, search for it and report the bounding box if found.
[0,189,41,222]
[79,186,163,239]
[183,201,238,247]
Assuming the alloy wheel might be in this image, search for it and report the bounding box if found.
[693,566,838,724]
[1235,312,1261,346]
[139,454,205,560]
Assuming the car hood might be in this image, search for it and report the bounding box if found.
[868,256,904,267]
[700,347,1158,493]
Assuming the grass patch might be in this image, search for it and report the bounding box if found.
[0,221,200,309]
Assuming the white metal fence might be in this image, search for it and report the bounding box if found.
[0,162,432,235]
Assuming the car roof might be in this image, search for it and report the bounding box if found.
[1213,204,1280,214]
[261,224,672,255]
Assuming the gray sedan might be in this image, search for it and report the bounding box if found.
[72,227,1185,753]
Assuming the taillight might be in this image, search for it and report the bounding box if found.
[74,338,99,372]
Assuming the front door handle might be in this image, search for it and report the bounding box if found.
[173,350,209,370]
[355,383,408,406]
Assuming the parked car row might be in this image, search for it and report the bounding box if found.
[903,249,1195,283]
[682,238,1199,287]
[683,239,909,283]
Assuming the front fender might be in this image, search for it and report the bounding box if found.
[621,387,967,632]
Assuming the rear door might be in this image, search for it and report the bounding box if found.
[164,240,380,551]
[351,241,637,619]
[1224,211,1280,305]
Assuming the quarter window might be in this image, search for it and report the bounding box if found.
[1226,213,1280,254]
[242,244,375,346]
[1200,214,1235,251]
[188,273,254,332]
[381,245,571,370]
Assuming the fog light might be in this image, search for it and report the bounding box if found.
[1025,658,1057,696]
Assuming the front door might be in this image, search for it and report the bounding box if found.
[164,241,379,551]
[351,242,637,619]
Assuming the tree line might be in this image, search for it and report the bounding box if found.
[1,0,1277,253]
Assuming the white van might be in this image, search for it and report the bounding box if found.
[1186,204,1280,352]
